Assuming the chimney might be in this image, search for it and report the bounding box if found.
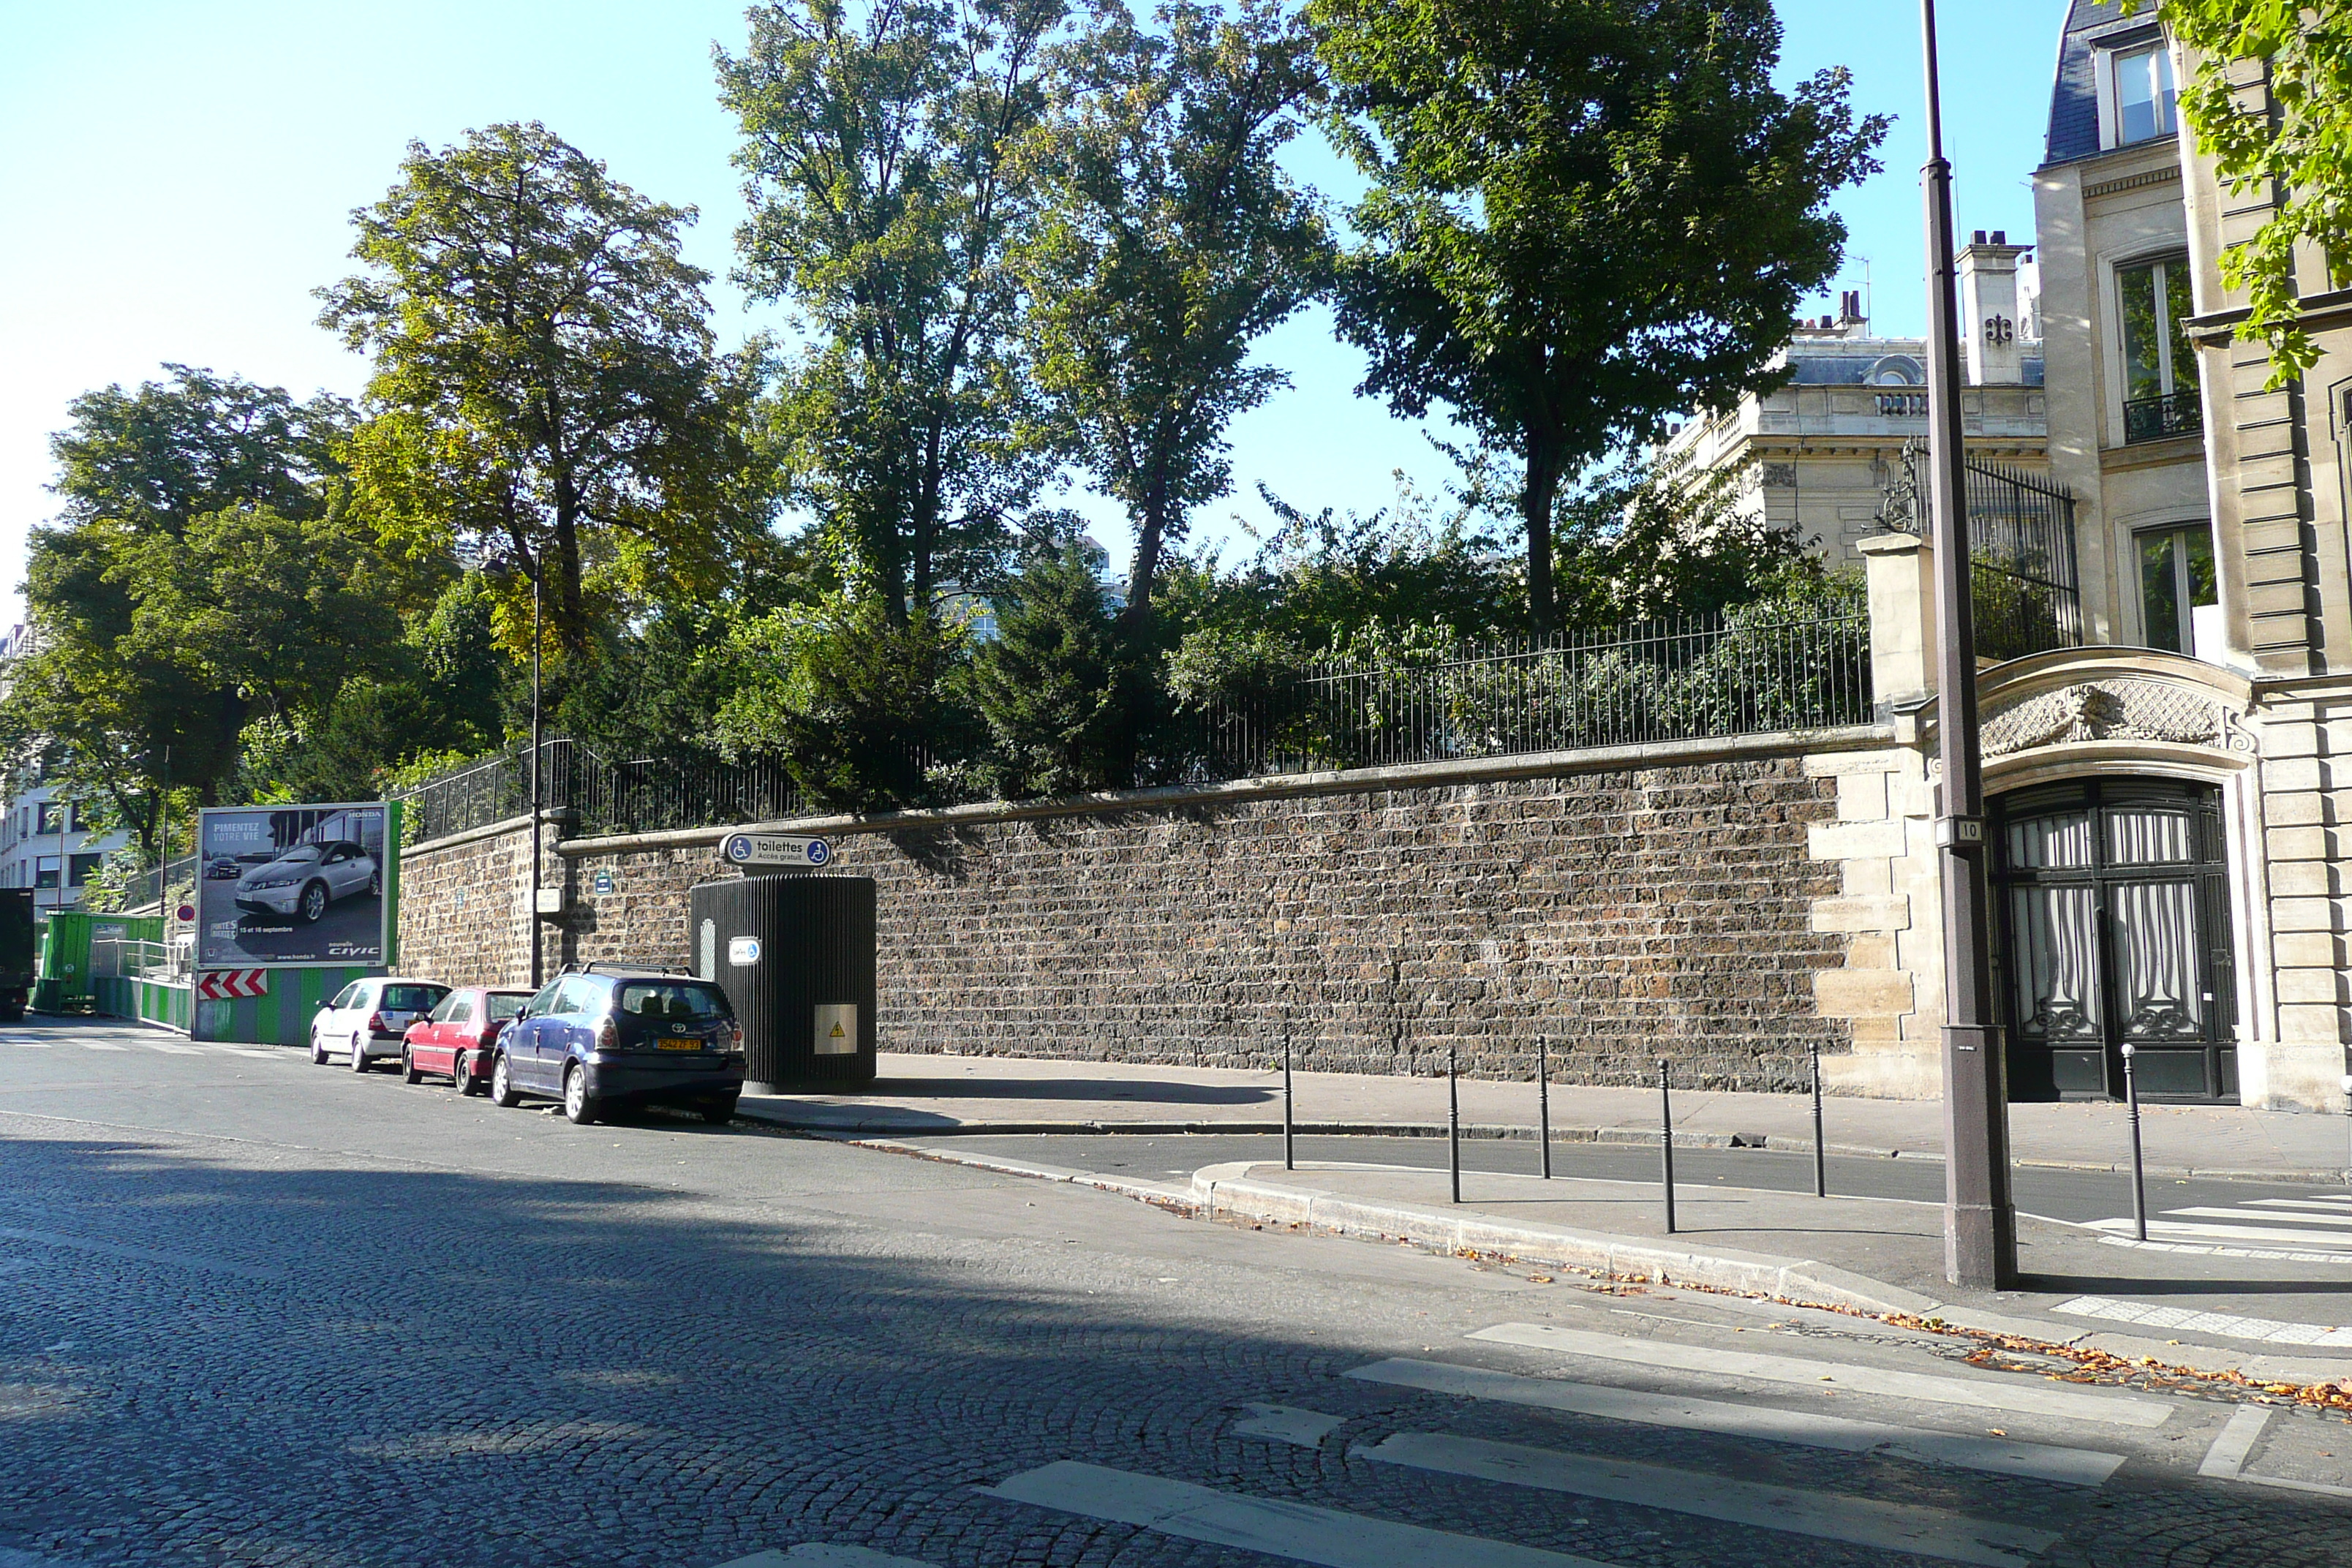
[1959,229,2029,385]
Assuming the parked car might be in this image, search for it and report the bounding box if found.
[491,964,745,1126]
[399,986,532,1093]
[235,840,379,924]
[205,855,242,880]
[309,977,453,1071]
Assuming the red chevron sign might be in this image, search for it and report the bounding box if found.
[196,970,269,1000]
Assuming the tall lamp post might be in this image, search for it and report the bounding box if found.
[1921,0,2017,1289]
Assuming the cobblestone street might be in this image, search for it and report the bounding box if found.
[4,1020,2348,1567]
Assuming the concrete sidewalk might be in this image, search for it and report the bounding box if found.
[738,1050,2352,1181]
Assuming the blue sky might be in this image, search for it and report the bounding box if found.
[0,1,2062,625]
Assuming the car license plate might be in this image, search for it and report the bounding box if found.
[657,1039,701,1051]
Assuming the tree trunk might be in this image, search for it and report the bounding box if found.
[1522,437,1562,640]
[1122,478,1173,626]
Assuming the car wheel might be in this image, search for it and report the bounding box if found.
[309,1031,326,1066]
[489,1052,521,1108]
[350,1033,370,1072]
[402,1047,423,1085]
[299,881,328,923]
[562,1064,598,1126]
[453,1049,475,1093]
[701,1096,738,1126]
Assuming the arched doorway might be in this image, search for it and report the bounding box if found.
[1990,777,2236,1102]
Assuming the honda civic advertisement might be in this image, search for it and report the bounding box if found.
[196,804,391,968]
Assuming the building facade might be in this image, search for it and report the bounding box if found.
[1844,0,2352,1113]
[1659,272,2048,567]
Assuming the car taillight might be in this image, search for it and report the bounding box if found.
[367,1013,384,1033]
[597,1016,618,1052]
[725,1019,743,1052]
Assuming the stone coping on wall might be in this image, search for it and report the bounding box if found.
[527,723,1898,859]
[400,812,540,862]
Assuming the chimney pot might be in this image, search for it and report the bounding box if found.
[1972,229,1987,245]
[1991,229,2007,245]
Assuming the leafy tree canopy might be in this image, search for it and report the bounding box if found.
[2131,1,2351,384]
[321,121,760,660]
[1310,0,1887,636]
[1014,0,1332,620]
[720,1,1072,619]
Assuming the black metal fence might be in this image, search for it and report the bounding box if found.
[1879,442,2081,661]
[1193,611,1872,778]
[391,739,810,844]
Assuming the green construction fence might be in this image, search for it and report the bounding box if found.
[35,911,165,1012]
[192,965,383,1047]
[94,974,194,1032]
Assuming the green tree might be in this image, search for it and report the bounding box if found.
[2130,1,2351,384]
[320,122,755,658]
[1311,0,1886,636]
[961,542,1130,795]
[1015,0,1331,621]
[713,596,973,811]
[720,1,1071,620]
[4,368,352,844]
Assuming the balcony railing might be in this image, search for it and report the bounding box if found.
[2123,388,2201,445]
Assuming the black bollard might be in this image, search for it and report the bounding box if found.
[1538,1036,1553,1181]
[1811,1039,1828,1199]
[2122,1044,2146,1242]
[1282,1031,1294,1172]
[1659,1058,1677,1235]
[1449,1038,1462,1206]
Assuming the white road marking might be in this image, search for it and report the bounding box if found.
[1469,1322,2171,1428]
[987,1460,1607,1567]
[1360,1431,2058,1567]
[1347,1357,2125,1486]
[2165,1206,2352,1229]
[2198,1406,2271,1480]
[2050,1295,2352,1348]
[2248,1198,2352,1212]
[10,1041,51,1048]
[211,1046,281,1059]
[2088,1217,2352,1249]
[75,1041,127,1051]
[143,1042,205,1055]
[1234,1404,1343,1447]
[2098,1234,2352,1264]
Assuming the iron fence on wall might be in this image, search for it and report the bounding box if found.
[394,607,1874,842]
[1878,441,2082,661]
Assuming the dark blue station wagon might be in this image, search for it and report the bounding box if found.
[491,965,746,1126]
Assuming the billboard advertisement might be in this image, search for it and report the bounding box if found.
[196,803,391,970]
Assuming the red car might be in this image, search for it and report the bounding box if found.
[401,987,534,1094]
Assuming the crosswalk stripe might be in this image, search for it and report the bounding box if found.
[144,1042,205,1055]
[2089,1217,2352,1249]
[2165,1206,2352,1229]
[1346,1357,2125,1485]
[1468,1322,2171,1428]
[1360,1431,2058,1567]
[75,1041,127,1052]
[2051,1295,2352,1348]
[2247,1198,2352,1212]
[2199,1406,2269,1480]
[10,1041,52,1048]
[987,1460,1605,1568]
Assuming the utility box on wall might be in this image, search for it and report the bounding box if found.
[688,875,877,1092]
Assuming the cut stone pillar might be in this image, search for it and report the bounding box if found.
[1858,531,1939,712]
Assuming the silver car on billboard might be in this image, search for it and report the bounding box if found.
[233,840,380,924]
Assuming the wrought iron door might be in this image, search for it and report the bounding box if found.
[1991,779,2235,1102]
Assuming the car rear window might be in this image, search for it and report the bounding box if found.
[484,993,529,1022]
[382,985,448,1011]
[615,981,733,1022]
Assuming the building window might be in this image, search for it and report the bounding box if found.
[67,852,103,889]
[34,858,59,892]
[34,802,62,837]
[2112,42,2177,147]
[2138,522,2217,653]
[2118,257,2199,443]
[68,802,99,834]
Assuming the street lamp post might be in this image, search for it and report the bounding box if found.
[1920,0,2017,1290]
[527,559,543,990]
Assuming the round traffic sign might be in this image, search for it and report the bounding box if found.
[176,903,196,923]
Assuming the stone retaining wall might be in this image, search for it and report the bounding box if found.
[399,736,1886,1091]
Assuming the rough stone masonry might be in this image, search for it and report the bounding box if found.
[399,745,1869,1093]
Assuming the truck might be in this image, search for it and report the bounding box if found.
[0,888,34,1021]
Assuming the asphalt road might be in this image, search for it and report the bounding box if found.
[3,1016,2348,1568]
[908,1132,2302,1225]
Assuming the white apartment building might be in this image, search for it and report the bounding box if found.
[0,623,132,913]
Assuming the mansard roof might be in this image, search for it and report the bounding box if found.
[2043,0,2166,168]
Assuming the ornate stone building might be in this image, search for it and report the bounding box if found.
[1816,1,2352,1114]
